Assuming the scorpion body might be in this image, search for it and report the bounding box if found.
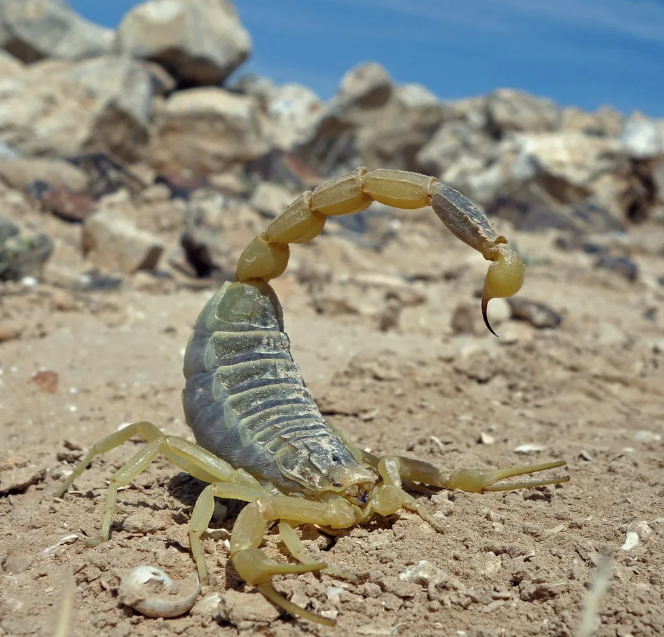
[182,279,375,499]
[57,168,569,626]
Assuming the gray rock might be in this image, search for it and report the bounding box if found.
[249,181,294,218]
[486,184,623,234]
[0,0,113,63]
[228,73,277,100]
[620,112,663,159]
[0,140,20,160]
[561,107,608,136]
[0,49,23,75]
[215,589,280,627]
[594,105,626,137]
[516,132,626,191]
[82,210,163,274]
[0,158,87,192]
[150,87,267,173]
[417,121,492,180]
[115,0,251,86]
[595,255,639,282]
[0,232,53,281]
[396,83,439,109]
[335,61,393,115]
[0,215,19,243]
[356,88,446,172]
[0,56,154,162]
[291,63,396,174]
[64,55,154,130]
[472,131,630,207]
[654,157,664,199]
[507,298,562,329]
[264,83,324,151]
[486,89,561,135]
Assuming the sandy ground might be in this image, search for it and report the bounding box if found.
[1,205,663,637]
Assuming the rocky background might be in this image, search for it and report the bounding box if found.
[0,2,663,637]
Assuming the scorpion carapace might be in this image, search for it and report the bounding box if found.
[56,168,568,627]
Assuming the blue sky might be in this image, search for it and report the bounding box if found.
[71,0,664,116]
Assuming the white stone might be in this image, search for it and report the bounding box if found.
[150,88,266,173]
[0,0,113,63]
[82,210,163,274]
[115,0,251,86]
[621,113,663,159]
[620,531,639,551]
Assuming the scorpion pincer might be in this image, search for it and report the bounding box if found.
[56,168,569,626]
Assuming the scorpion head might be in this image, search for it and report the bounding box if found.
[313,445,378,508]
[280,437,378,506]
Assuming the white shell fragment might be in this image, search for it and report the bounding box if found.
[118,566,200,618]
[620,531,639,551]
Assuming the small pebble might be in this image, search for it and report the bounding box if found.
[215,589,280,626]
[478,432,495,445]
[326,586,345,602]
[621,531,639,551]
[634,430,662,443]
[398,560,447,587]
[0,326,21,342]
[633,521,652,543]
[514,443,547,454]
[190,593,221,616]
[32,370,59,394]
[507,298,561,329]
[51,289,77,311]
[595,255,639,282]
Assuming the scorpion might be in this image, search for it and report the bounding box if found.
[56,168,569,626]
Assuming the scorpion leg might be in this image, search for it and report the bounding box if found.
[55,421,232,498]
[210,492,358,625]
[56,424,259,548]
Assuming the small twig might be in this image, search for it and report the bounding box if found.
[54,570,75,637]
[577,554,612,637]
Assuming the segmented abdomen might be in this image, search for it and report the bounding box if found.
[182,280,358,495]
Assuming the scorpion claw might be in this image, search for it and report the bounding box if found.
[445,461,569,493]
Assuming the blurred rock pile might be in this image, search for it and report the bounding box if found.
[0,0,662,314]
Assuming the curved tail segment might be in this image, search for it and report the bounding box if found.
[234,168,525,335]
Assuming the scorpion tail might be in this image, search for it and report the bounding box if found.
[232,168,525,336]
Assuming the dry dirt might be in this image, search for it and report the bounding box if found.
[1,204,663,637]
